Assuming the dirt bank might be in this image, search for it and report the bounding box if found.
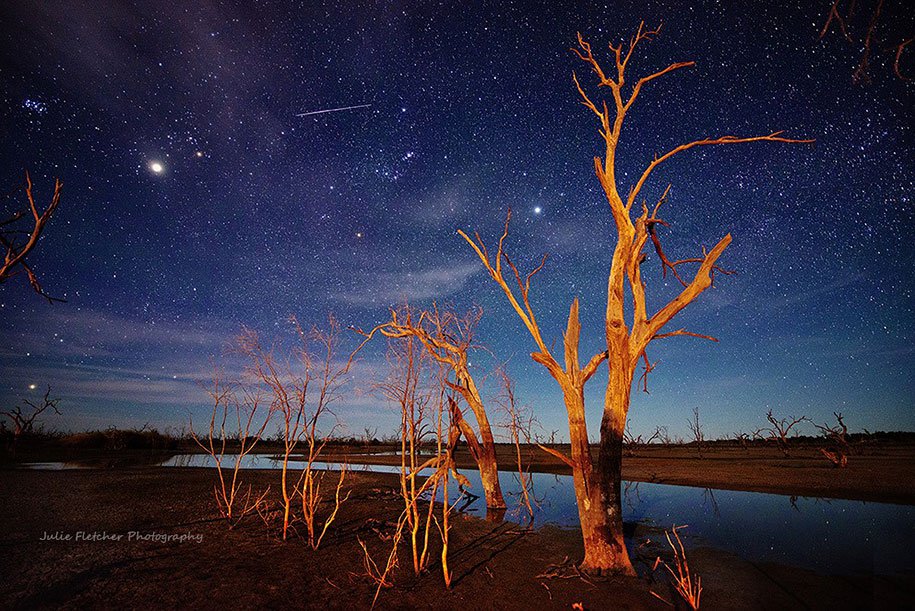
[317,443,915,505]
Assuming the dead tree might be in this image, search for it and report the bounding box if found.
[763,409,810,457]
[733,431,751,452]
[820,0,913,82]
[238,315,354,546]
[623,424,661,457]
[687,406,704,459]
[190,371,272,527]
[1,172,63,302]
[2,386,61,442]
[362,335,465,603]
[656,425,673,447]
[358,304,506,510]
[460,23,811,574]
[816,411,850,467]
[379,333,439,573]
[496,366,536,522]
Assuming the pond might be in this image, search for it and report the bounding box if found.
[24,454,914,576]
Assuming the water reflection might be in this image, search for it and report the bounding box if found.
[24,454,913,575]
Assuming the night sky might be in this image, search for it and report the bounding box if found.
[1,1,912,440]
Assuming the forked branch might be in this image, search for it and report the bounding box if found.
[458,210,559,376]
[0,172,64,302]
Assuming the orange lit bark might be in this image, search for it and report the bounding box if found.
[461,22,810,574]
[363,306,507,510]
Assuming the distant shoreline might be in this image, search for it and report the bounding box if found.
[7,441,915,505]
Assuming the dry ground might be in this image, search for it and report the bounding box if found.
[1,466,912,610]
[320,442,915,504]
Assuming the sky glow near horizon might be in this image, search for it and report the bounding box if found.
[0,1,912,441]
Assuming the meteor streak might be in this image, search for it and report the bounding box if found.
[296,103,372,117]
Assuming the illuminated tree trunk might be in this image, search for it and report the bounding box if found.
[477,435,505,512]
[593,365,634,573]
[461,22,809,575]
[449,385,506,510]
[362,305,507,510]
[475,418,506,511]
[563,383,633,573]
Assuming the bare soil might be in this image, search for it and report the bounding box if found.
[1,466,912,610]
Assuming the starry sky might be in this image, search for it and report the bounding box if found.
[1,1,912,441]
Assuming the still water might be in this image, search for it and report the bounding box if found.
[28,453,914,575]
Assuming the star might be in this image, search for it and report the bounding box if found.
[534,206,542,215]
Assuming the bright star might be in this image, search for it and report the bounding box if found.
[149,161,164,174]
[534,206,542,214]
[28,384,37,390]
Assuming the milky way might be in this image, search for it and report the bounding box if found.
[0,1,912,439]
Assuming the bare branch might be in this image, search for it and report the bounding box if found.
[635,233,733,361]
[536,443,577,470]
[820,0,853,41]
[581,350,609,383]
[458,210,561,377]
[624,61,694,113]
[0,172,64,302]
[652,329,719,342]
[627,133,814,211]
[893,37,913,80]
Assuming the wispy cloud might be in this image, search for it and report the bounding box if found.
[766,273,864,309]
[0,307,233,360]
[0,306,397,431]
[334,262,481,307]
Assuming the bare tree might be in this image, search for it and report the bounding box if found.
[1,172,63,302]
[361,335,464,605]
[379,333,439,574]
[820,0,913,82]
[623,424,661,457]
[733,431,751,452]
[358,304,506,510]
[496,367,536,523]
[190,371,272,527]
[238,315,354,546]
[363,426,378,445]
[762,409,810,458]
[2,386,61,443]
[655,425,673,447]
[816,411,851,467]
[687,406,704,459]
[460,23,810,574]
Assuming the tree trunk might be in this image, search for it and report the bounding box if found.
[477,431,506,510]
[561,383,635,575]
[449,395,506,509]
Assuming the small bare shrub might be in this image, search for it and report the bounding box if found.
[2,386,61,444]
[653,525,702,610]
[191,372,271,528]
[238,315,355,546]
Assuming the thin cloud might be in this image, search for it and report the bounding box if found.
[335,262,481,307]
